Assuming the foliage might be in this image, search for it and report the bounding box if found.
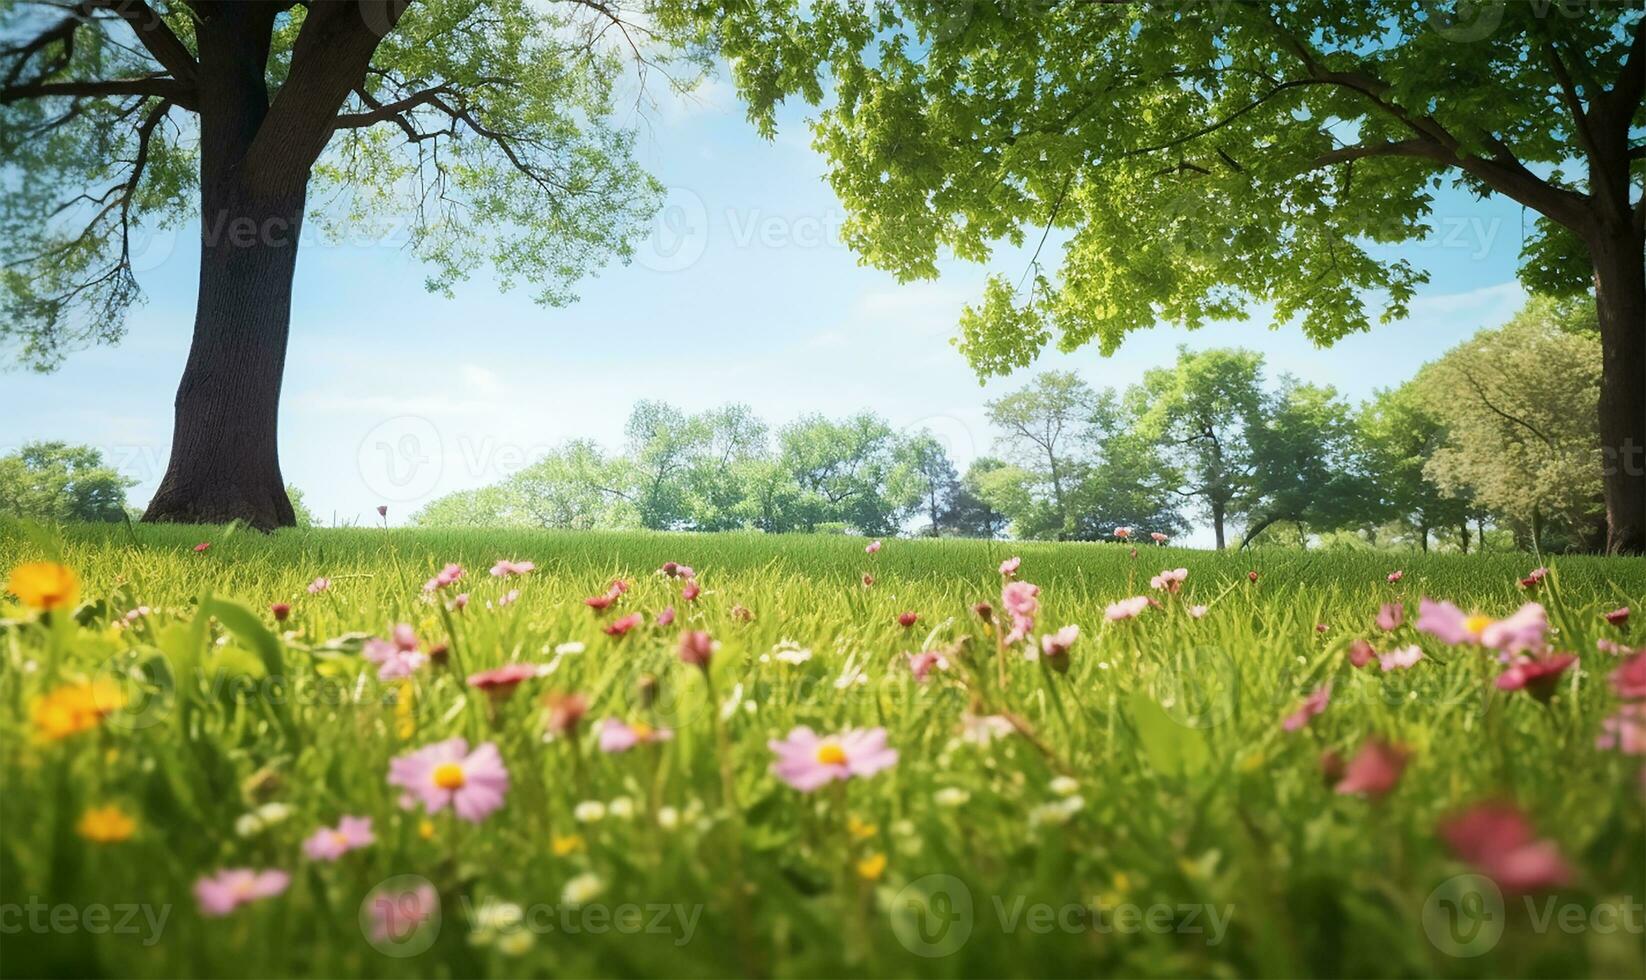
[0,441,132,522]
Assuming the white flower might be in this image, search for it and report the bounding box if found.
[771,639,813,665]
[935,787,970,808]
[1049,776,1080,797]
[234,802,292,838]
[561,872,604,907]
[1027,795,1085,827]
[554,641,586,656]
[656,806,680,830]
[720,682,745,721]
[960,713,1015,745]
[573,800,606,823]
[496,929,535,956]
[608,796,636,820]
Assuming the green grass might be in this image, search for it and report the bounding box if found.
[2,523,1644,978]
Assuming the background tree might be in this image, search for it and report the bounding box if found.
[941,457,1010,539]
[1355,384,1476,551]
[623,401,704,531]
[984,371,1098,537]
[1129,348,1265,549]
[776,413,913,535]
[0,441,133,522]
[895,432,959,537]
[682,0,1645,552]
[506,439,636,531]
[1238,380,1358,548]
[1413,299,1606,551]
[2,0,673,527]
[683,404,768,531]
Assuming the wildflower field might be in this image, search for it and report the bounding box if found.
[2,523,1644,979]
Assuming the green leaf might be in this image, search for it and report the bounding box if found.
[1127,688,1209,779]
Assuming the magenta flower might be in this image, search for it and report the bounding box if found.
[864,540,882,555]
[597,717,672,753]
[1149,567,1187,593]
[1283,684,1331,732]
[1375,602,1404,632]
[1037,624,1079,660]
[302,816,375,862]
[194,869,290,917]
[1440,803,1572,894]
[769,726,897,792]
[678,630,717,669]
[1611,651,1646,699]
[1347,639,1376,669]
[1001,580,1040,643]
[907,650,950,683]
[307,576,331,595]
[376,505,389,518]
[1605,606,1630,627]
[999,555,1022,577]
[490,559,535,578]
[193,541,210,553]
[422,563,464,592]
[584,592,616,610]
[682,580,701,602]
[467,663,536,702]
[1518,567,1549,590]
[388,738,509,822]
[364,624,427,681]
[1379,645,1423,671]
[1495,654,1577,702]
[1386,570,1403,583]
[604,612,643,637]
[1416,598,1547,655]
[367,881,438,943]
[656,606,676,627]
[1334,740,1408,798]
[897,611,919,629]
[1597,703,1646,755]
[1104,595,1152,622]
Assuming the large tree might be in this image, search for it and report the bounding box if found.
[683,0,1646,552]
[2,0,667,527]
[983,370,1098,536]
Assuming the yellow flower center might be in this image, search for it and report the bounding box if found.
[1463,614,1493,637]
[331,831,351,847]
[432,762,466,790]
[816,743,847,766]
[631,722,654,741]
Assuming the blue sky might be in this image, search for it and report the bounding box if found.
[0,75,1535,544]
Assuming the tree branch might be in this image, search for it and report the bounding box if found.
[0,75,195,108]
[105,0,198,86]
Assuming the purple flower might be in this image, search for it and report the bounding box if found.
[302,816,375,862]
[769,726,897,792]
[194,869,290,917]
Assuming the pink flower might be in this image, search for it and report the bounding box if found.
[1379,645,1423,671]
[1440,803,1572,894]
[1519,566,1549,590]
[1036,625,1079,673]
[194,869,290,917]
[678,630,717,669]
[367,881,437,943]
[543,692,588,736]
[675,565,695,580]
[387,738,509,822]
[193,542,210,553]
[769,726,897,792]
[608,578,631,595]
[906,650,950,683]
[998,556,1021,577]
[1104,595,1151,622]
[682,580,701,602]
[865,540,882,555]
[497,589,520,608]
[467,663,536,702]
[597,717,672,753]
[1596,703,1646,754]
[584,592,616,610]
[861,574,874,588]
[364,624,427,680]
[307,577,331,595]
[376,505,388,518]
[1347,638,1376,669]
[897,611,919,629]
[1149,567,1188,593]
[1247,570,1259,583]
[1150,532,1168,544]
[1112,527,1132,539]
[422,563,464,592]
[604,613,643,638]
[1188,604,1208,619]
[1416,598,1547,656]
[1334,740,1408,798]
[1611,651,1646,699]
[1283,684,1331,732]
[450,593,469,611]
[302,816,375,862]
[490,559,535,578]
[656,606,676,627]
[1605,606,1630,627]
[1001,580,1040,643]
[1376,602,1404,631]
[1386,570,1403,583]
[1495,654,1577,702]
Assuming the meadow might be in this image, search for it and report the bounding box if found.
[1,523,1643,978]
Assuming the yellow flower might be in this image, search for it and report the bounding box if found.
[846,815,877,841]
[394,680,417,739]
[31,680,125,741]
[7,562,79,612]
[855,853,887,881]
[77,805,136,843]
[551,833,585,856]
[418,819,437,841]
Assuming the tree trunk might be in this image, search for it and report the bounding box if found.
[1458,523,1469,554]
[144,182,305,529]
[1211,500,1226,550]
[1591,222,1646,554]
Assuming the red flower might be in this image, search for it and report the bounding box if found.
[682,580,701,602]
[467,663,536,702]
[1247,570,1259,583]
[1605,606,1630,627]
[861,574,875,588]
[1347,638,1376,669]
[270,602,290,622]
[1495,654,1577,702]
[1611,650,1646,700]
[678,630,717,669]
[897,611,919,629]
[656,606,676,627]
[193,542,210,553]
[1334,740,1408,798]
[604,613,643,638]
[584,593,616,611]
[1439,802,1572,894]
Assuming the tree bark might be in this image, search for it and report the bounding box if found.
[1211,499,1226,550]
[1590,222,1646,555]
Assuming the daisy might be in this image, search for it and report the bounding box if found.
[364,624,427,681]
[302,816,375,862]
[1149,568,1187,593]
[195,869,290,917]
[1417,599,1547,656]
[769,726,898,791]
[388,738,509,822]
[597,718,672,753]
[1379,645,1424,671]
